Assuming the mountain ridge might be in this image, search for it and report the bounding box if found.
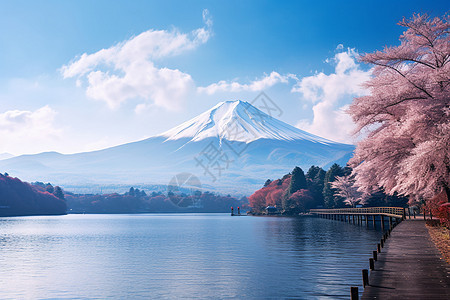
[0,100,354,194]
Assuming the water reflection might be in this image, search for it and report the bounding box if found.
[0,214,382,299]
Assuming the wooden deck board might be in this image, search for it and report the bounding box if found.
[361,220,450,299]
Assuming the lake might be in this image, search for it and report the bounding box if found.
[0,214,383,299]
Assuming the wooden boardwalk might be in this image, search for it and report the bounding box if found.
[361,220,450,299]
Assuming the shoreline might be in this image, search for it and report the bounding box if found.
[427,225,450,264]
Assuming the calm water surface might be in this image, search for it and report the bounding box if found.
[0,214,383,299]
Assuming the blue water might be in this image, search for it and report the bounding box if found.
[0,214,383,299]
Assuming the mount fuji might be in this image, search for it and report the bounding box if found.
[0,100,354,194]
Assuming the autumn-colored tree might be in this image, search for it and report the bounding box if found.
[0,175,66,216]
[349,14,450,202]
[288,189,314,213]
[425,191,450,228]
[249,176,291,213]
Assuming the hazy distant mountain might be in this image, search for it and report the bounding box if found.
[0,153,14,161]
[0,100,354,194]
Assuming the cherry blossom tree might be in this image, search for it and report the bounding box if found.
[349,13,450,202]
[331,175,367,207]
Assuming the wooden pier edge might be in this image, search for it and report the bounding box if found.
[360,220,450,299]
[310,208,450,299]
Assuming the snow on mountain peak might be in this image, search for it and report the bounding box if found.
[158,100,334,144]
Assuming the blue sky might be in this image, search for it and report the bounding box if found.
[0,0,448,155]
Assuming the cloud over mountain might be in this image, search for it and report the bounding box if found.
[293,47,372,143]
[198,72,295,95]
[62,9,213,111]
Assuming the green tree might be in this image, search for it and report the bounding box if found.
[306,166,326,208]
[306,165,320,180]
[323,164,345,208]
[288,167,307,195]
[283,167,307,213]
[45,184,54,194]
[53,186,65,200]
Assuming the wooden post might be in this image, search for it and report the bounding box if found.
[381,215,385,231]
[369,258,375,270]
[423,209,426,220]
[373,250,377,261]
[377,243,381,253]
[413,209,416,219]
[389,217,393,230]
[365,215,369,227]
[380,238,384,248]
[362,269,369,287]
[350,286,359,300]
[430,210,433,220]
[408,207,411,219]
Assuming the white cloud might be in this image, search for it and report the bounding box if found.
[293,47,372,143]
[0,106,62,154]
[198,71,295,95]
[62,9,213,111]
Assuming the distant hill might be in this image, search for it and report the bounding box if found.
[65,188,248,214]
[0,100,354,194]
[0,174,67,217]
[0,153,14,161]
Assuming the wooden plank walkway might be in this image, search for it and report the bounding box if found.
[361,220,450,299]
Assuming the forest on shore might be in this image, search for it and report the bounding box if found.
[0,173,248,215]
[65,188,248,213]
[0,173,66,217]
[248,164,408,215]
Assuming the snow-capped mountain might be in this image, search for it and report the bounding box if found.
[0,100,354,194]
[159,100,331,144]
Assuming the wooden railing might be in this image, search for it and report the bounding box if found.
[310,207,405,218]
